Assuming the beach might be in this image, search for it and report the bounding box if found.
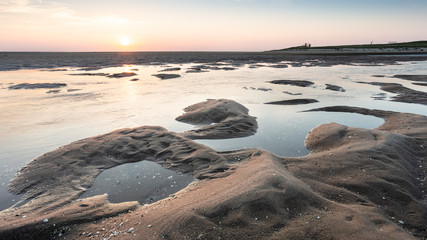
[0,52,426,239]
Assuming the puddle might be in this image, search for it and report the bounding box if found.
[79,161,193,205]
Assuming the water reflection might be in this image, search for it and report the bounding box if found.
[196,107,384,157]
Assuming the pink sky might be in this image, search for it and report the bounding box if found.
[1,0,426,51]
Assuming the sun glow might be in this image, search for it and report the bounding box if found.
[119,37,131,46]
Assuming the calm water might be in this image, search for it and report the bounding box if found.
[1,52,426,210]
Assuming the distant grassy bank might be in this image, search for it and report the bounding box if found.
[271,40,427,53]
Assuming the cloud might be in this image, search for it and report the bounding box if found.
[51,10,128,27]
[0,0,39,13]
[0,0,131,27]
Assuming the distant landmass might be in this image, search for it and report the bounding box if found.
[270,40,427,54]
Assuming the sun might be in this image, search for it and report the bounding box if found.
[119,37,131,46]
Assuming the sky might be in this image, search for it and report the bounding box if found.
[0,0,426,51]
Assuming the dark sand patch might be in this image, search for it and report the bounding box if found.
[268,64,288,68]
[283,91,302,96]
[215,67,237,71]
[413,82,427,87]
[186,68,209,73]
[8,83,67,90]
[2,101,427,240]
[152,74,181,80]
[107,72,137,78]
[159,67,181,72]
[69,72,137,78]
[69,73,109,77]
[325,83,346,92]
[243,87,272,92]
[371,92,387,100]
[393,75,427,82]
[67,89,82,92]
[265,99,319,105]
[256,87,272,92]
[357,82,427,105]
[188,65,237,71]
[129,78,139,81]
[46,89,61,94]
[269,80,315,87]
[381,84,427,105]
[248,64,266,68]
[176,99,258,139]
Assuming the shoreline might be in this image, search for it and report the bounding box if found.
[268,49,427,55]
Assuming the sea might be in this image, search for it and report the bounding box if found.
[1,52,427,211]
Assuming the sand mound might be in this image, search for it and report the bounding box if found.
[176,99,258,139]
[1,101,426,239]
[7,126,231,213]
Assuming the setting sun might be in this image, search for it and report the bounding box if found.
[119,37,131,46]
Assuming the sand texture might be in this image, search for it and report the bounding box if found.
[0,100,426,239]
[176,99,258,139]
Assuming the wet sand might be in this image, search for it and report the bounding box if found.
[0,96,426,239]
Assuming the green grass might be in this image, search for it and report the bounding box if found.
[274,41,427,51]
